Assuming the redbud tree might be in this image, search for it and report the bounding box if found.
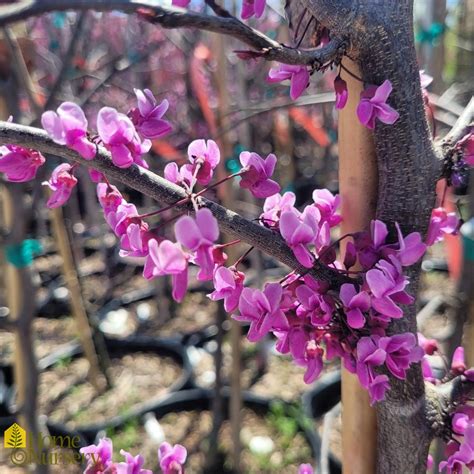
[0,1,473,473]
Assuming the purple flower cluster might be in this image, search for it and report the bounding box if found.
[34,90,171,208]
[80,438,186,474]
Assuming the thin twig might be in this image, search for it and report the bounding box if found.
[42,11,87,113]
[1,26,41,115]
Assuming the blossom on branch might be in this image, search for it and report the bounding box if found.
[241,0,266,19]
[42,163,78,208]
[42,102,96,160]
[174,208,219,281]
[97,107,151,169]
[267,64,310,100]
[158,442,187,474]
[239,151,280,198]
[130,88,172,140]
[334,75,348,110]
[0,145,45,182]
[356,80,399,129]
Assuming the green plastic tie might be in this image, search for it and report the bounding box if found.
[5,239,43,268]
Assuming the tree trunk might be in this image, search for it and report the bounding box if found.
[287,0,440,471]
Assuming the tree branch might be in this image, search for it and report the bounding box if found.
[437,97,474,157]
[426,375,474,438]
[0,121,352,288]
[0,0,344,67]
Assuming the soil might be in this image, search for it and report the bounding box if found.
[191,338,320,402]
[39,350,182,430]
[0,446,83,474]
[106,406,313,473]
[0,316,78,365]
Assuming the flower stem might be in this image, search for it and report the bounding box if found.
[234,246,254,268]
[138,170,245,220]
[339,63,364,83]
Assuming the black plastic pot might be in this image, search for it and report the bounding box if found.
[0,345,84,428]
[44,336,192,436]
[302,370,342,473]
[152,388,334,472]
[0,336,193,433]
[80,387,326,470]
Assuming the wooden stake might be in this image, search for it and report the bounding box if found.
[212,31,242,471]
[49,205,107,392]
[338,59,378,474]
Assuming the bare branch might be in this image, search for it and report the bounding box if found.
[42,12,88,112]
[438,97,474,154]
[0,0,344,67]
[0,121,352,288]
[1,26,41,115]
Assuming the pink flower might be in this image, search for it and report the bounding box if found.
[299,340,324,383]
[280,207,319,268]
[164,162,192,187]
[42,163,77,208]
[0,145,45,182]
[97,107,151,168]
[334,75,348,110]
[451,346,466,374]
[298,464,314,474]
[356,80,399,129]
[383,333,423,380]
[421,357,437,384]
[171,0,190,7]
[41,102,95,159]
[356,336,389,404]
[241,0,266,19]
[239,151,280,199]
[339,283,370,329]
[143,239,188,302]
[354,219,389,269]
[80,438,114,474]
[208,266,244,312]
[174,208,219,281]
[234,282,288,342]
[158,442,187,474]
[395,223,426,266]
[366,257,413,319]
[417,333,438,355]
[89,168,104,183]
[267,64,310,100]
[116,450,152,474]
[312,188,341,227]
[106,201,139,237]
[440,425,474,473]
[452,407,474,435]
[260,191,296,227]
[97,183,123,215]
[130,88,172,140]
[295,281,333,325]
[185,139,220,186]
[426,207,459,246]
[119,221,151,258]
[367,374,390,404]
